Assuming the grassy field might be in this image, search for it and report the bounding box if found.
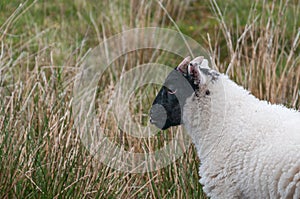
[0,0,299,198]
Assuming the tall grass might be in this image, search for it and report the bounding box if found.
[0,0,299,198]
[209,0,300,108]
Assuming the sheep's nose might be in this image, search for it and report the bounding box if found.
[149,104,167,129]
[149,108,155,124]
[149,117,155,124]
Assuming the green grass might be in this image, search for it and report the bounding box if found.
[0,0,299,198]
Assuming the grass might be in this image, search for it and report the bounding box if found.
[0,0,299,198]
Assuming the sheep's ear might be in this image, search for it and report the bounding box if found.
[191,56,204,65]
[188,56,207,85]
[176,56,191,74]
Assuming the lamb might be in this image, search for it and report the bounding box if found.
[150,56,300,199]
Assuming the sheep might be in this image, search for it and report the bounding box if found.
[150,56,300,199]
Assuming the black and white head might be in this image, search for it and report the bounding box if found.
[150,56,219,130]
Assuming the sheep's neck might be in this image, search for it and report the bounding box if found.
[183,75,244,160]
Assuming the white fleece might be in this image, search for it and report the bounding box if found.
[183,74,300,199]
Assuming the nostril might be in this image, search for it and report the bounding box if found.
[149,109,154,123]
[149,112,156,124]
[150,118,154,124]
[149,115,158,124]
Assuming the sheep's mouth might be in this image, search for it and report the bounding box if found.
[149,105,167,129]
[149,103,182,130]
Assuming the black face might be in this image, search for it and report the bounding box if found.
[150,69,197,130]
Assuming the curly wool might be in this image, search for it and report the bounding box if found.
[182,74,300,199]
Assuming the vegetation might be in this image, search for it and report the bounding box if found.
[0,0,299,198]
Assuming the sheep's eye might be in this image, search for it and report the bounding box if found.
[205,90,210,95]
[167,88,177,95]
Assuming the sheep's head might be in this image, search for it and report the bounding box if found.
[150,56,218,130]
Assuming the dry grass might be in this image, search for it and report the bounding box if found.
[0,0,299,198]
[209,0,300,109]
